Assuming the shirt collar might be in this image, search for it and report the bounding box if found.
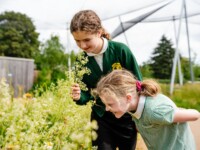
[86,38,108,56]
[129,96,146,119]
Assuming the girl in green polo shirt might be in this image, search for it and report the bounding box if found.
[95,69,200,150]
[70,10,142,150]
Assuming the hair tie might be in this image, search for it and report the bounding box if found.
[136,80,142,92]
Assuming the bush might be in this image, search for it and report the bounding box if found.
[0,74,97,149]
[0,51,97,149]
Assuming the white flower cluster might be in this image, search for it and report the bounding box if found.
[0,68,97,149]
[73,51,91,91]
[0,78,11,102]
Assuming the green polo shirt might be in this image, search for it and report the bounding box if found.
[76,40,142,117]
[131,94,196,150]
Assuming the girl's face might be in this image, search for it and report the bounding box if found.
[100,94,130,118]
[72,31,103,54]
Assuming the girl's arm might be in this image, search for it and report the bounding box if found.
[173,108,200,123]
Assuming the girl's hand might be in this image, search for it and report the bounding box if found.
[71,83,81,101]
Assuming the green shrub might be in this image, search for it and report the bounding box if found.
[0,52,97,149]
[0,73,97,150]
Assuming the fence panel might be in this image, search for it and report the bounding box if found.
[0,56,34,97]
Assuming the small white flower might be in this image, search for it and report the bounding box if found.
[44,142,53,150]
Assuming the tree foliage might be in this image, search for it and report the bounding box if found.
[0,11,40,58]
[181,57,200,81]
[35,35,76,70]
[33,35,67,88]
[33,35,77,91]
[194,64,200,81]
[180,57,191,80]
[36,35,67,70]
[140,61,153,78]
[150,35,175,79]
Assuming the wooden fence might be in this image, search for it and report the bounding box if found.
[0,56,34,97]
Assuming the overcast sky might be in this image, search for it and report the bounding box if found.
[0,0,200,65]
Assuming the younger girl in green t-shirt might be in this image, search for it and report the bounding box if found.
[95,69,200,150]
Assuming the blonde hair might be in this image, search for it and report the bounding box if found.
[70,10,111,40]
[96,69,161,98]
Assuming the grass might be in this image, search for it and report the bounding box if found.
[161,82,200,111]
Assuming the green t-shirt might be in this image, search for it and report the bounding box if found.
[131,94,196,150]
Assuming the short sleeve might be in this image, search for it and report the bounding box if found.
[150,104,175,125]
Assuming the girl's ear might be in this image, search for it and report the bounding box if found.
[96,30,102,37]
[126,93,132,103]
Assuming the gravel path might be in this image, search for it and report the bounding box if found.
[189,119,200,150]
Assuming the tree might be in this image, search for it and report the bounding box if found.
[0,11,40,58]
[180,57,191,80]
[69,50,77,67]
[193,64,200,81]
[140,61,153,78]
[150,35,175,79]
[180,57,200,81]
[33,35,70,90]
[35,35,68,70]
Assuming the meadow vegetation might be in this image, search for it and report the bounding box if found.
[0,52,97,150]
[161,83,200,111]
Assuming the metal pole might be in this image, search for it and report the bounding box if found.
[172,16,183,85]
[118,16,130,47]
[183,0,194,82]
[170,2,184,95]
